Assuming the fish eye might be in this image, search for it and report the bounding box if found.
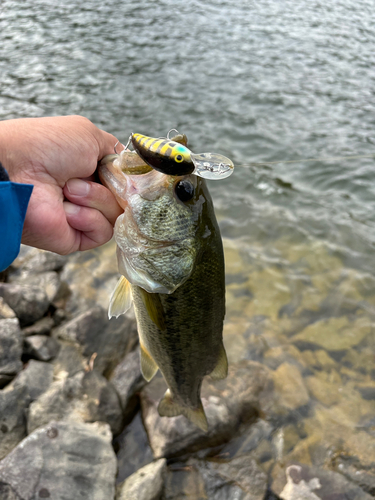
[175,154,183,163]
[175,180,194,202]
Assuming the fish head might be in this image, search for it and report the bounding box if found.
[99,153,211,294]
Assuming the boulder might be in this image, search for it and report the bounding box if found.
[0,385,29,460]
[0,283,50,326]
[116,459,166,500]
[9,360,54,402]
[0,318,23,388]
[23,335,60,362]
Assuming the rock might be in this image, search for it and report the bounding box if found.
[0,318,23,388]
[110,347,146,420]
[10,245,67,276]
[141,360,273,459]
[0,385,29,460]
[291,315,371,352]
[114,411,154,484]
[197,455,268,500]
[9,360,54,402]
[53,306,138,375]
[23,335,60,362]
[0,283,50,326]
[27,370,123,435]
[264,344,306,371]
[116,459,166,500]
[331,456,375,496]
[0,297,16,319]
[272,463,374,500]
[12,271,61,303]
[272,363,310,413]
[22,316,55,336]
[305,372,342,406]
[0,420,116,500]
[52,340,86,379]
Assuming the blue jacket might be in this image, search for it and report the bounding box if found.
[0,163,33,272]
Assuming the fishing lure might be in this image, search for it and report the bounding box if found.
[128,130,234,180]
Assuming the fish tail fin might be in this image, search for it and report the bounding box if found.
[108,276,132,319]
[158,389,208,432]
[209,343,228,380]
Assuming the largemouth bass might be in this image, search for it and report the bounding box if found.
[98,138,228,431]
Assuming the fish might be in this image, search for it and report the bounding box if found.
[98,134,228,431]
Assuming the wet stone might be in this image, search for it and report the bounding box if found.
[0,420,116,500]
[22,316,55,337]
[272,362,310,413]
[0,318,23,388]
[9,360,54,402]
[23,335,60,362]
[0,385,29,460]
[110,347,146,420]
[141,360,273,459]
[114,411,154,484]
[53,306,138,376]
[27,369,123,436]
[0,283,50,326]
[116,458,166,500]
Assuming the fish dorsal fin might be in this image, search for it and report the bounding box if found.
[209,343,228,380]
[140,343,159,381]
[158,389,208,432]
[139,287,166,331]
[108,276,132,319]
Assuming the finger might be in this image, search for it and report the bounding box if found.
[63,202,114,251]
[63,178,123,226]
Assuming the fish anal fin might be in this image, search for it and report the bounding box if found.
[140,343,159,382]
[139,288,166,331]
[108,276,132,319]
[209,343,228,380]
[158,389,208,432]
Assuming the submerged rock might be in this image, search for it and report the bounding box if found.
[0,318,23,388]
[0,385,29,460]
[272,362,310,413]
[116,459,166,500]
[0,420,116,500]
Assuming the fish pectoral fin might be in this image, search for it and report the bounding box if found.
[108,276,132,319]
[158,389,208,432]
[140,344,159,382]
[209,343,228,380]
[139,288,166,331]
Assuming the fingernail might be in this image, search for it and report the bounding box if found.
[64,202,81,215]
[66,179,90,196]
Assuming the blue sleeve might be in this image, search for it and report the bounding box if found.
[0,181,33,272]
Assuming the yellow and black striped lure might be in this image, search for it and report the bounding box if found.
[131,132,234,180]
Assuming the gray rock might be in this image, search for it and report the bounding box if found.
[0,420,116,500]
[23,335,60,362]
[110,347,146,419]
[332,456,375,497]
[22,317,55,337]
[0,318,23,388]
[52,340,86,379]
[12,272,61,303]
[0,385,29,460]
[0,297,16,319]
[0,482,21,500]
[114,411,154,484]
[10,245,67,276]
[141,360,273,459]
[27,370,123,435]
[53,306,138,375]
[197,455,268,500]
[0,283,50,326]
[116,459,166,500]
[9,360,54,402]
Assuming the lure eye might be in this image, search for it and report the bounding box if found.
[175,154,183,163]
[175,180,194,202]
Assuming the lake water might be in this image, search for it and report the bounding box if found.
[1,0,375,496]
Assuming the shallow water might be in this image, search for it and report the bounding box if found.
[1,0,375,495]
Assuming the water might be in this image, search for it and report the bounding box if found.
[1,0,375,494]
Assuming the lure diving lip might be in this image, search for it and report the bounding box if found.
[130,132,234,180]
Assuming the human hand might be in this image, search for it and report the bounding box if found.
[0,115,123,254]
